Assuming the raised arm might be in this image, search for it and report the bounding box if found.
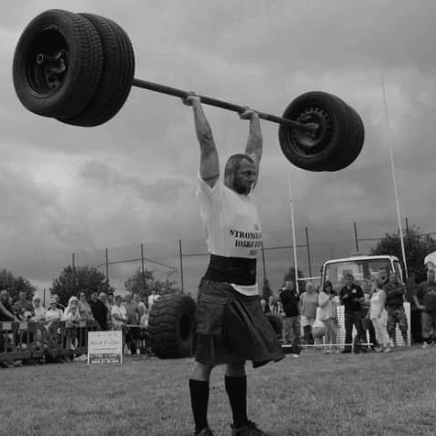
[183,93,219,187]
[241,110,262,188]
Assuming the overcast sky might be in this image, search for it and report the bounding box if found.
[1,0,436,297]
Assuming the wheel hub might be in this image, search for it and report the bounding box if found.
[27,28,68,95]
[291,107,333,155]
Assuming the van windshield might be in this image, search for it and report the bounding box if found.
[324,258,393,294]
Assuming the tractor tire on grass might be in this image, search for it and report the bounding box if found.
[148,294,196,359]
[266,313,283,337]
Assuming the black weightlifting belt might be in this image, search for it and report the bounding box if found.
[203,254,257,286]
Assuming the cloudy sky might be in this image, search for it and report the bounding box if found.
[1,0,436,297]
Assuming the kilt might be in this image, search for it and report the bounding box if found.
[194,279,285,368]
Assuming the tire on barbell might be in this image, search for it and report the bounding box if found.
[278,91,364,172]
[58,13,135,127]
[265,313,283,337]
[324,104,365,172]
[148,294,197,359]
[12,9,104,119]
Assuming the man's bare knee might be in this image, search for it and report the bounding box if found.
[225,361,246,377]
[190,361,214,381]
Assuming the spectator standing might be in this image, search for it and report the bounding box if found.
[0,290,19,322]
[267,295,279,314]
[78,291,94,321]
[148,288,160,311]
[414,269,436,348]
[52,294,65,312]
[31,296,46,323]
[89,291,108,331]
[45,298,64,327]
[339,274,365,353]
[383,273,408,348]
[318,281,338,353]
[111,295,128,330]
[279,281,301,356]
[360,280,378,351]
[300,282,318,345]
[64,296,82,350]
[370,278,390,352]
[124,294,140,355]
[12,291,34,320]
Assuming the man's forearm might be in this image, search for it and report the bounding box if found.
[245,114,262,160]
[192,101,214,151]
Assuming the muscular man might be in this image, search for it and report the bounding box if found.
[183,93,284,436]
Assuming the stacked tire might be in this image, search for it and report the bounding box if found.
[13,9,135,127]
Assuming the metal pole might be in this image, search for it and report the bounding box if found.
[381,68,409,279]
[179,239,184,294]
[132,78,315,132]
[140,243,145,293]
[354,222,359,252]
[72,253,75,268]
[287,167,299,294]
[305,226,312,278]
[105,248,109,282]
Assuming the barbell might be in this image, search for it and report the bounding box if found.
[12,9,365,172]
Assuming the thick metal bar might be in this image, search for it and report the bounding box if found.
[132,78,313,131]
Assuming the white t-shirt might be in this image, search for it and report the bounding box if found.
[111,305,127,328]
[197,175,262,296]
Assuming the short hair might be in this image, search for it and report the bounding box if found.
[224,154,254,177]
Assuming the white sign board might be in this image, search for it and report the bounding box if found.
[87,330,123,364]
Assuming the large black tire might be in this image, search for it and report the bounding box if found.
[266,313,283,337]
[324,104,365,171]
[59,13,135,127]
[278,91,364,172]
[148,294,197,359]
[13,9,104,119]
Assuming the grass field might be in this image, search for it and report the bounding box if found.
[1,346,435,436]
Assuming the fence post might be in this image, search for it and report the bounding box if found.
[354,222,359,252]
[305,226,312,278]
[261,242,267,283]
[140,244,145,293]
[179,239,184,294]
[105,248,109,282]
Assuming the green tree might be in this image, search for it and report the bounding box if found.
[50,266,115,306]
[124,268,180,300]
[370,225,436,283]
[0,269,37,302]
[282,266,306,293]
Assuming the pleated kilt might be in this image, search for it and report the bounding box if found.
[194,279,285,368]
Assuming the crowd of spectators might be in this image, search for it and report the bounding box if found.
[0,287,161,367]
[260,267,436,355]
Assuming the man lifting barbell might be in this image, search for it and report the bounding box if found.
[183,92,284,436]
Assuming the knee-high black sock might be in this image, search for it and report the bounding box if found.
[189,379,210,434]
[225,375,248,428]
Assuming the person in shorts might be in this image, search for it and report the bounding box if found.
[183,92,284,436]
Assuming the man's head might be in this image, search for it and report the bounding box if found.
[19,291,27,301]
[91,291,99,302]
[33,295,42,306]
[389,273,398,284]
[344,274,354,287]
[0,289,9,303]
[52,294,60,303]
[305,282,315,293]
[98,292,107,303]
[284,281,294,290]
[427,269,435,283]
[224,154,256,195]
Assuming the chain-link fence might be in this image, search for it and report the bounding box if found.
[70,216,436,297]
